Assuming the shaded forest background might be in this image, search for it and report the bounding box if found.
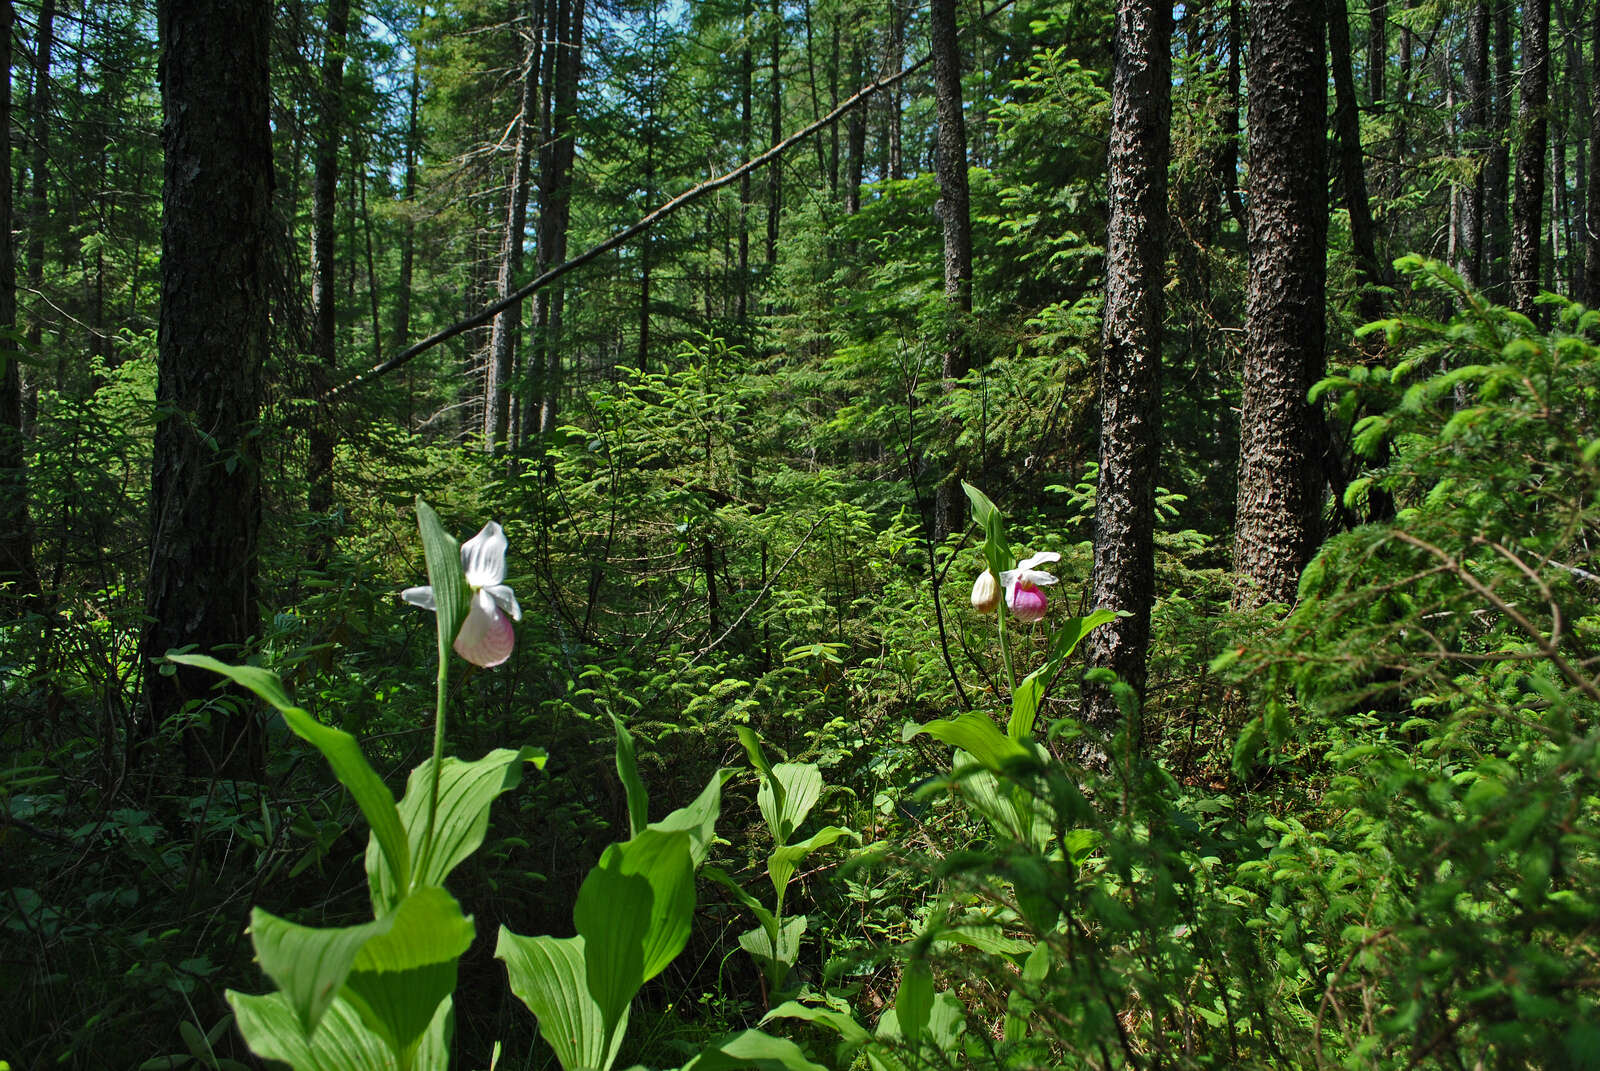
[5,0,1600,1066]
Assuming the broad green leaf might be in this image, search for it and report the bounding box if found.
[895,960,933,1045]
[736,728,786,839]
[961,481,1013,580]
[168,653,409,904]
[1008,609,1118,741]
[736,915,807,987]
[681,1029,827,1071]
[414,498,468,672]
[1047,608,1118,665]
[227,990,451,1071]
[904,712,1028,774]
[368,747,545,913]
[576,829,696,1007]
[932,924,1033,957]
[767,764,822,845]
[762,1002,870,1047]
[1009,669,1050,744]
[768,826,857,904]
[950,752,1052,849]
[650,768,730,867]
[610,713,649,838]
[496,931,627,1071]
[875,991,965,1050]
[342,887,474,1070]
[246,907,392,1036]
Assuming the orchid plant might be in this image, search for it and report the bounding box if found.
[167,498,827,1071]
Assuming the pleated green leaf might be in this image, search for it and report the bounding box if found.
[610,713,649,838]
[574,828,696,1035]
[341,886,474,1070]
[904,712,1028,774]
[367,747,545,913]
[681,1029,828,1071]
[414,498,468,672]
[497,931,628,1071]
[227,990,451,1071]
[768,826,857,902]
[245,906,392,1036]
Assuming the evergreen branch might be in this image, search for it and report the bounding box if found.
[325,0,1020,398]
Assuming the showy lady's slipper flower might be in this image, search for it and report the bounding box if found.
[971,570,1000,613]
[402,521,523,667]
[1000,551,1060,625]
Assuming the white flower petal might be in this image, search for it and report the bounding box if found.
[486,583,522,622]
[1016,568,1059,587]
[453,589,515,667]
[460,521,508,587]
[1016,550,1060,571]
[401,586,437,611]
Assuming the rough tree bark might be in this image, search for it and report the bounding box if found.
[485,0,542,453]
[307,0,349,517]
[1455,0,1488,288]
[144,0,273,778]
[930,0,973,542]
[1083,0,1169,732]
[1233,0,1327,608]
[1510,0,1549,317]
[0,0,37,603]
[1330,0,1385,323]
[1587,0,1600,300]
[1486,0,1512,297]
[20,0,54,436]
[532,0,584,436]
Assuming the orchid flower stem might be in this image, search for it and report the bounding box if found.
[415,656,448,891]
[997,608,1018,697]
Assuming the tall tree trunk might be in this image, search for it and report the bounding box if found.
[394,15,422,354]
[307,0,349,519]
[886,0,904,179]
[1511,0,1550,317]
[1586,0,1600,300]
[639,116,654,371]
[1218,0,1246,231]
[485,0,541,454]
[1233,0,1327,608]
[845,33,865,213]
[20,0,53,436]
[1366,0,1386,107]
[145,0,272,779]
[828,14,840,196]
[0,0,37,603]
[1456,1,1488,287]
[766,0,782,275]
[534,0,585,436]
[1330,0,1385,323]
[1486,0,1512,297]
[1083,0,1169,732]
[738,0,753,324]
[1561,0,1586,296]
[930,0,973,542]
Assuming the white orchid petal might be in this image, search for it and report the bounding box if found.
[401,586,437,611]
[998,569,1020,587]
[453,589,515,667]
[1016,550,1061,571]
[1017,569,1059,587]
[459,521,508,587]
[487,584,522,622]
